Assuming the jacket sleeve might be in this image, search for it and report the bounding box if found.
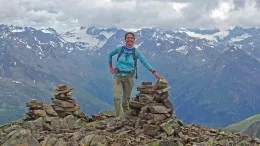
[136,49,153,71]
[108,47,121,62]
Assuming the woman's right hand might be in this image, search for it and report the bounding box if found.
[109,67,115,74]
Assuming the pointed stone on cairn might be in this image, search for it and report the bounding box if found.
[52,84,79,118]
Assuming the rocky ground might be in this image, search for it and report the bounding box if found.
[0,81,260,146]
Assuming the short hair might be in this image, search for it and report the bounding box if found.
[125,32,135,40]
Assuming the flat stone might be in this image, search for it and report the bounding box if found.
[55,87,73,95]
[139,94,153,104]
[154,87,170,94]
[139,90,154,94]
[143,124,160,136]
[137,85,154,91]
[153,114,167,123]
[142,82,152,85]
[149,106,168,114]
[26,101,43,109]
[54,95,73,100]
[42,103,58,117]
[56,84,68,91]
[129,100,144,109]
[32,109,47,117]
[53,99,75,108]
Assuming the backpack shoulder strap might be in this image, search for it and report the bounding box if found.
[117,46,124,61]
[132,48,138,79]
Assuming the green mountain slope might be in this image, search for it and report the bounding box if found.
[225,114,260,132]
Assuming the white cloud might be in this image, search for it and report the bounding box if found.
[171,2,190,12]
[0,0,259,33]
[211,0,235,21]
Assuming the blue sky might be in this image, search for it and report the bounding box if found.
[0,0,259,32]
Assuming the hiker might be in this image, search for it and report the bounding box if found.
[108,32,161,119]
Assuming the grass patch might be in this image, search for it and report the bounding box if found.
[225,114,260,132]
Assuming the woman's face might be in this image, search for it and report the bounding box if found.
[125,34,135,47]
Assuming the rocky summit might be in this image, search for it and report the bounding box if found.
[0,82,260,146]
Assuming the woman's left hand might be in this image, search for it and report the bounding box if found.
[153,72,161,79]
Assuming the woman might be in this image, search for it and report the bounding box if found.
[108,32,161,120]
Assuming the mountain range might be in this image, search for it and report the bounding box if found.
[0,24,259,127]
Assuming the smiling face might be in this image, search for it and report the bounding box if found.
[125,33,135,48]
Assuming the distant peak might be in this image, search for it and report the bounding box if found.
[41,28,57,34]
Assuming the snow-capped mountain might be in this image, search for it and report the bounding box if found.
[60,26,119,50]
[0,24,260,127]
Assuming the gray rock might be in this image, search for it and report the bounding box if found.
[160,119,175,135]
[4,125,22,133]
[54,138,67,146]
[23,121,36,130]
[89,135,108,146]
[2,129,40,146]
[34,117,44,130]
[53,99,75,108]
[149,106,168,114]
[79,134,95,146]
[43,103,58,117]
[41,135,58,146]
[64,115,77,129]
[153,114,167,123]
[143,124,160,136]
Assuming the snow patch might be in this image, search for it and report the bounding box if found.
[196,46,203,51]
[26,44,31,49]
[178,29,229,41]
[230,34,251,42]
[61,28,106,50]
[59,42,64,47]
[50,41,55,47]
[100,31,115,39]
[176,46,188,55]
[167,49,174,52]
[11,28,25,33]
[165,34,173,38]
[41,29,55,34]
[13,80,21,84]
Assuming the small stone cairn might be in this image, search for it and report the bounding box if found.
[128,78,179,137]
[26,84,88,121]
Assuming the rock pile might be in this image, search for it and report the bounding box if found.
[1,81,260,146]
[129,78,173,117]
[52,84,80,118]
[26,84,88,121]
[127,79,177,138]
[26,99,58,119]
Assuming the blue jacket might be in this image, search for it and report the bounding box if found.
[108,46,153,76]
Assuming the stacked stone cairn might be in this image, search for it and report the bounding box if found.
[26,84,88,121]
[128,78,179,138]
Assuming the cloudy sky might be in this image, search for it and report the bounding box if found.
[0,0,260,32]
